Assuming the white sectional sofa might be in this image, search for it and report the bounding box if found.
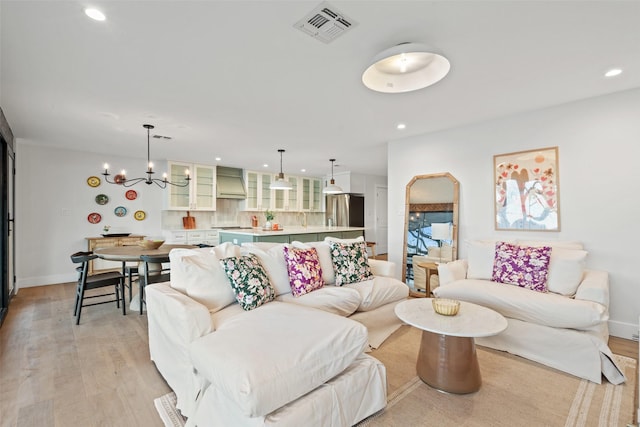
[433,240,625,384]
[146,239,408,425]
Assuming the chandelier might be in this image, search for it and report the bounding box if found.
[102,124,190,188]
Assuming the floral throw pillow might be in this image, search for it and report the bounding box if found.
[492,242,552,293]
[220,254,275,310]
[329,241,373,286]
[283,246,324,297]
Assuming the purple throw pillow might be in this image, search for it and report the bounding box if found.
[283,246,324,297]
[492,242,552,292]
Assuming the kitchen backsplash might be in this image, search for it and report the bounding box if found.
[161,199,325,230]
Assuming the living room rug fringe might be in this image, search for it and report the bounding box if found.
[154,392,186,427]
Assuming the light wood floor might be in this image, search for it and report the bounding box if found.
[1,282,637,427]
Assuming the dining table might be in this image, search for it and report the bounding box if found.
[94,244,196,311]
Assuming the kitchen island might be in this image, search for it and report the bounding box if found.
[218,226,365,245]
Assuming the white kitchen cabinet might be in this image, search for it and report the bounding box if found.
[300,177,322,212]
[165,229,219,246]
[245,171,319,212]
[166,162,216,211]
[244,171,275,211]
[273,176,298,211]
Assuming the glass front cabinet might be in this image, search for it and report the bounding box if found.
[300,177,322,212]
[166,161,216,210]
[245,171,311,212]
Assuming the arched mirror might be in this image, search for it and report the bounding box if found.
[402,173,459,294]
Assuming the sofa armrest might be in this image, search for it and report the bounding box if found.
[574,269,609,307]
[146,282,213,418]
[368,259,395,278]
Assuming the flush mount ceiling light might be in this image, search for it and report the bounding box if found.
[323,159,343,194]
[362,42,450,93]
[269,149,293,190]
[84,8,106,21]
[604,68,622,77]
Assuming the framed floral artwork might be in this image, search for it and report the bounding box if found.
[494,147,560,231]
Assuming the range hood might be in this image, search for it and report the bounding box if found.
[216,166,247,199]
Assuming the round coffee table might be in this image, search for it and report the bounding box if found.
[395,298,507,394]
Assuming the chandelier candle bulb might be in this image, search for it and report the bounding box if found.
[100,124,190,188]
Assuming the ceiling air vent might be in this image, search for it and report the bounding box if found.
[294,2,357,44]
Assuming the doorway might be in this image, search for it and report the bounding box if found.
[374,185,388,255]
[1,118,16,326]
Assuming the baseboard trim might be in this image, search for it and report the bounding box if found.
[608,320,638,340]
[17,273,76,290]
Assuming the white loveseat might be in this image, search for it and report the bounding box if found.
[146,240,408,425]
[433,240,625,385]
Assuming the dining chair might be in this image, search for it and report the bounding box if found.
[139,254,171,315]
[70,251,126,325]
[121,261,139,302]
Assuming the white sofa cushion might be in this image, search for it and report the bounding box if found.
[241,244,291,296]
[189,302,368,417]
[466,240,497,280]
[276,286,362,316]
[169,248,236,313]
[546,248,588,296]
[434,279,607,329]
[517,240,584,250]
[344,276,408,312]
[324,235,365,244]
[438,259,468,286]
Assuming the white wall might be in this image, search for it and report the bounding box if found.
[388,88,640,339]
[16,143,164,287]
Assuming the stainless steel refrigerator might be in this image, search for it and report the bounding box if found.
[325,194,365,227]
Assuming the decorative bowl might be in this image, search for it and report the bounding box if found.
[137,239,165,250]
[432,298,460,316]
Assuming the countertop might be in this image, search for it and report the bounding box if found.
[217,226,365,237]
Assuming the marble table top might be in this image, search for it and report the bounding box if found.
[395,298,507,338]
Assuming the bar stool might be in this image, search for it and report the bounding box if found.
[121,261,139,302]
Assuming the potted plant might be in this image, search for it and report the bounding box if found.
[264,210,274,229]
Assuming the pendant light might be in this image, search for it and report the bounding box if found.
[102,124,190,188]
[269,149,293,190]
[323,159,343,194]
[362,42,450,93]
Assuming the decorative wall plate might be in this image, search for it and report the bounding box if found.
[114,206,127,217]
[87,176,101,187]
[114,174,126,185]
[88,212,102,224]
[134,210,146,221]
[125,189,138,200]
[95,194,109,205]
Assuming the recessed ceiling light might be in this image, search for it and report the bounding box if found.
[604,68,622,78]
[300,168,306,173]
[263,164,269,168]
[84,8,106,21]
[397,123,406,130]
[215,157,221,161]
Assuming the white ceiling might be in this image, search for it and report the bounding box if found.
[2,1,639,178]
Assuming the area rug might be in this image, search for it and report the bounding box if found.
[357,326,637,427]
[155,326,637,427]
[154,392,186,427]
